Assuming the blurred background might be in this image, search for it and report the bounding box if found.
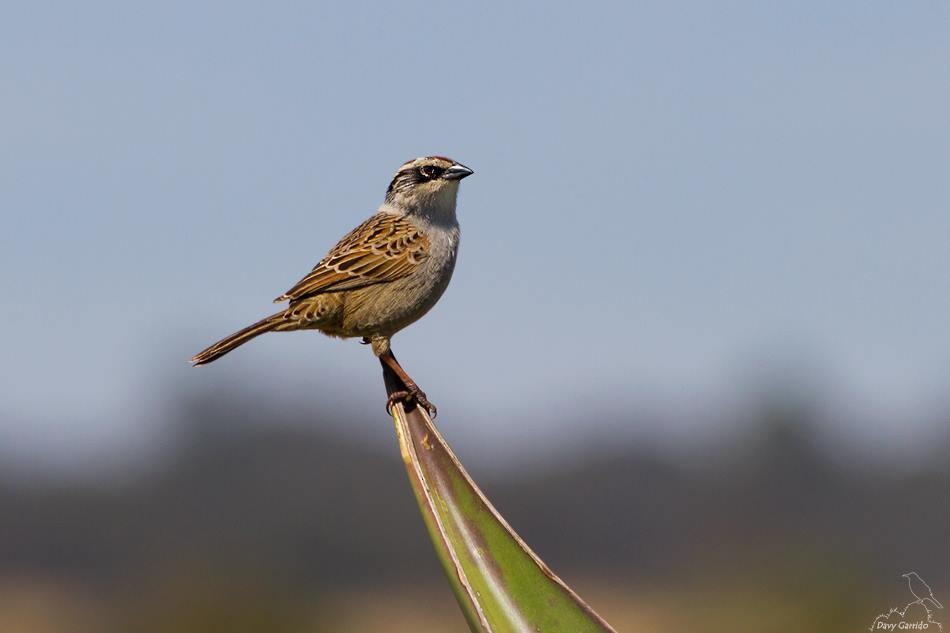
[2,2,949,631]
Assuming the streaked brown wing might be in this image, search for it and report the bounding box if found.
[274,212,430,302]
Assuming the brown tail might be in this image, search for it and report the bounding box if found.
[191,311,286,366]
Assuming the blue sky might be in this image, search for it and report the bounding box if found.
[2,2,949,473]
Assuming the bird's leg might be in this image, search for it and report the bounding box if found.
[379,349,437,418]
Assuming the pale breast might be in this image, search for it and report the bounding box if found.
[340,222,459,337]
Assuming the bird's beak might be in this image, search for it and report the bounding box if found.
[443,163,474,180]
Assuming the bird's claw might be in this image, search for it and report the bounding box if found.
[386,388,438,418]
[416,392,437,418]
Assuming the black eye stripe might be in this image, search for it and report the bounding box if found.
[385,163,448,200]
[419,165,445,180]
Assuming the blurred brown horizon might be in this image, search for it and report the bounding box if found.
[1,374,947,632]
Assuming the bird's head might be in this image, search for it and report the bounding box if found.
[384,156,474,212]
[903,572,919,580]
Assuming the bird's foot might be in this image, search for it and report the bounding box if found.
[386,387,438,418]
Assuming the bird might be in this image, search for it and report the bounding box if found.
[191,156,474,416]
[904,572,944,610]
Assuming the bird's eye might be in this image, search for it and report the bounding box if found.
[419,165,445,180]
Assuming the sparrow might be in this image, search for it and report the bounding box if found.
[191,156,474,416]
[904,572,944,610]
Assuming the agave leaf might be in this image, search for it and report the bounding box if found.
[382,366,618,633]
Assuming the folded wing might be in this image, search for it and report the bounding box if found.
[275,212,430,303]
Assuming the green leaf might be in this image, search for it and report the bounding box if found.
[383,370,618,633]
